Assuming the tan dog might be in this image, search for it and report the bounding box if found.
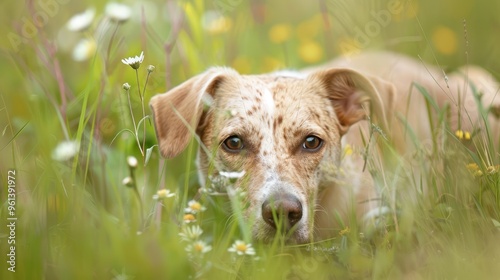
[150,52,499,243]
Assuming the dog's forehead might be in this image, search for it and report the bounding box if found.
[216,73,322,114]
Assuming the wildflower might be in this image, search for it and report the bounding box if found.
[72,38,96,61]
[185,200,207,214]
[122,176,134,187]
[122,83,131,90]
[268,23,292,44]
[183,214,197,224]
[105,2,132,23]
[52,140,80,161]
[147,65,155,73]
[202,11,232,34]
[466,163,484,177]
[127,156,138,169]
[298,40,323,63]
[228,240,256,256]
[464,131,471,140]
[152,189,175,200]
[219,171,246,179]
[67,8,95,32]
[486,165,500,175]
[455,129,471,140]
[186,240,212,254]
[432,26,457,55]
[343,144,353,157]
[339,226,350,236]
[122,51,144,69]
[179,225,203,241]
[466,163,479,171]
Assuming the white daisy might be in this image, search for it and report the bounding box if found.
[184,200,207,214]
[52,140,80,161]
[126,156,138,168]
[228,240,256,256]
[219,170,246,179]
[67,8,95,32]
[152,189,175,200]
[147,65,155,73]
[121,51,144,69]
[105,2,132,23]
[122,177,134,187]
[186,240,212,254]
[72,38,96,61]
[179,225,203,241]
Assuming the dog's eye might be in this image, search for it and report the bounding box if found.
[302,136,323,151]
[223,136,244,152]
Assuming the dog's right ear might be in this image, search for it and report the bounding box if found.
[150,67,237,158]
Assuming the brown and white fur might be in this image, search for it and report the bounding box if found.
[150,52,500,243]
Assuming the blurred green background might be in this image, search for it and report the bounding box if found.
[1,0,500,279]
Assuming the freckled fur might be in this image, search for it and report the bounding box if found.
[150,52,500,243]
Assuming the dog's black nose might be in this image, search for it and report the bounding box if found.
[261,193,302,230]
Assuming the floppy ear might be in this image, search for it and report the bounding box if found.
[309,68,394,135]
[149,67,237,158]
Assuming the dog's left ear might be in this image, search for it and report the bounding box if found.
[309,68,394,135]
[149,67,237,158]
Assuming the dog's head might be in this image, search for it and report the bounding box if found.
[150,67,390,243]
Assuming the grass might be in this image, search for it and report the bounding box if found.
[1,0,500,279]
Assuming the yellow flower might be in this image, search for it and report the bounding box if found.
[339,226,350,236]
[455,129,464,139]
[466,163,483,177]
[464,131,471,140]
[343,144,353,157]
[269,23,292,44]
[487,165,500,175]
[298,40,323,63]
[432,26,457,55]
[183,214,197,223]
[455,130,471,141]
[466,163,479,171]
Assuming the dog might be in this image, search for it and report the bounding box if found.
[150,51,499,243]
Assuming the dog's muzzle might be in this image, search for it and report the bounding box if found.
[261,192,303,231]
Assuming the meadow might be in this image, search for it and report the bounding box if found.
[1,0,500,279]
